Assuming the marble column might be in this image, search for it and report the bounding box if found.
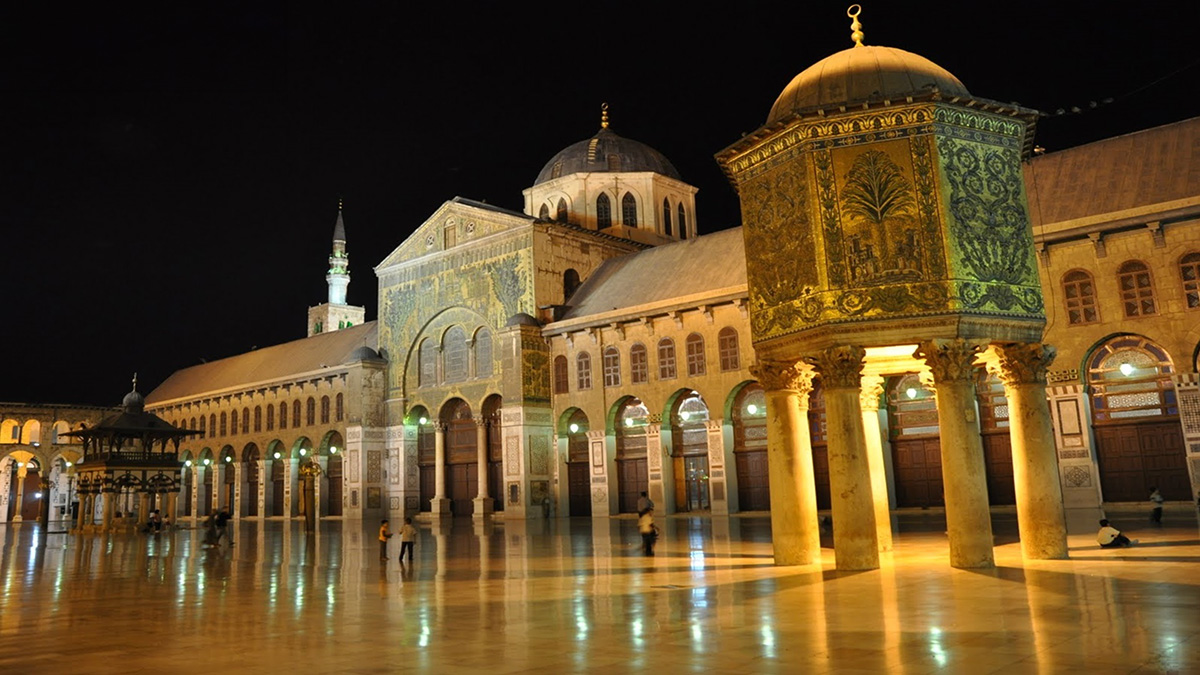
[915,339,994,569]
[166,492,178,526]
[76,492,90,530]
[431,423,450,515]
[138,493,151,528]
[12,466,26,522]
[806,345,879,571]
[102,491,115,531]
[38,477,52,526]
[473,419,493,518]
[750,359,821,566]
[995,342,1069,560]
[860,375,893,553]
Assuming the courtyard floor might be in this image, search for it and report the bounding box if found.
[1,508,1198,674]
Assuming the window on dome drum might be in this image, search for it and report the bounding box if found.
[320,396,330,424]
[306,398,316,426]
[336,393,344,421]
[603,347,621,388]
[279,403,287,429]
[242,407,250,434]
[551,161,562,180]
[563,269,581,301]
[538,203,550,220]
[596,193,612,229]
[630,343,648,384]
[662,198,672,236]
[266,405,274,431]
[475,328,493,378]
[556,198,568,223]
[658,338,677,379]
[678,204,687,239]
[1117,260,1157,317]
[220,412,227,436]
[420,338,438,387]
[577,352,593,390]
[230,410,238,436]
[443,326,468,382]
[1062,269,1099,325]
[1180,252,1200,309]
[686,333,706,376]
[293,400,302,428]
[553,356,569,394]
[255,406,263,432]
[718,327,740,371]
[622,192,637,227]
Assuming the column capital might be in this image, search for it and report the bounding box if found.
[915,339,983,384]
[750,359,815,395]
[860,374,885,412]
[994,342,1057,386]
[804,345,866,389]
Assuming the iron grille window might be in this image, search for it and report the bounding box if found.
[658,338,677,379]
[1180,252,1200,309]
[603,347,621,387]
[1118,260,1157,317]
[577,352,593,390]
[621,192,637,227]
[686,334,706,376]
[596,193,612,229]
[1062,269,1099,325]
[553,356,569,394]
[718,327,740,371]
[630,344,648,384]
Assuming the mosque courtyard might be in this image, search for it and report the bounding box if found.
[1,511,1197,674]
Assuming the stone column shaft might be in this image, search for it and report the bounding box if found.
[138,493,151,527]
[38,478,52,526]
[996,343,1069,560]
[753,359,820,565]
[917,339,994,569]
[476,422,489,499]
[102,492,115,531]
[431,423,450,515]
[807,346,879,571]
[76,492,89,530]
[13,468,26,522]
[860,375,893,553]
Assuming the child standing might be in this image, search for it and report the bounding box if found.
[378,519,393,560]
[1149,487,1164,525]
[638,509,657,556]
[398,517,417,563]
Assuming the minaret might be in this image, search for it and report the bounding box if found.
[307,200,367,337]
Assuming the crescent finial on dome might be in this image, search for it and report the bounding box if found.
[848,4,864,47]
[601,102,610,129]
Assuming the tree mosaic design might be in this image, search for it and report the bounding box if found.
[838,149,923,284]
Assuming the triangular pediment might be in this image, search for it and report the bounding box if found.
[375,197,536,272]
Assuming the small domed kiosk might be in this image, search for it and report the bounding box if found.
[717,7,1066,571]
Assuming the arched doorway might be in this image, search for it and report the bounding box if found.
[441,399,476,516]
[294,437,313,518]
[614,398,650,514]
[562,408,591,517]
[321,431,344,516]
[268,441,286,517]
[244,444,260,517]
[6,456,42,521]
[482,395,504,513]
[809,382,831,510]
[411,407,435,512]
[731,383,769,511]
[219,445,236,513]
[1088,336,1188,501]
[670,390,711,512]
[888,374,943,507]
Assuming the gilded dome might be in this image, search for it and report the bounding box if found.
[767,45,970,125]
[535,128,681,186]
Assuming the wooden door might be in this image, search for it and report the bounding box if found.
[271,461,285,516]
[681,456,710,512]
[19,470,41,520]
[327,455,343,516]
[419,465,435,512]
[735,450,770,511]
[448,463,477,516]
[981,432,1016,505]
[1096,421,1189,501]
[617,458,647,513]
[488,461,504,512]
[246,461,259,516]
[892,438,944,507]
[567,462,592,517]
[812,444,831,510]
[201,467,213,516]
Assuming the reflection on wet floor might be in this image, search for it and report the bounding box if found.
[1,511,1198,674]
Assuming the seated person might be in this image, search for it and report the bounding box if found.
[1096,519,1136,548]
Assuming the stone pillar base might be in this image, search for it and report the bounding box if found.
[472,497,494,518]
[429,497,451,516]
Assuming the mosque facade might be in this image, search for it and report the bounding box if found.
[3,16,1198,568]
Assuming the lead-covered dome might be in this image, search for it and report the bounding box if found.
[767,45,970,125]
[535,127,681,186]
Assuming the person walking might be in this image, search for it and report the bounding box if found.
[398,517,417,563]
[1149,486,1164,525]
[1096,519,1136,548]
[636,491,654,514]
[638,508,657,556]
[379,519,393,561]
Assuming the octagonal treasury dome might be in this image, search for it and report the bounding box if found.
[767,45,970,125]
[535,127,681,186]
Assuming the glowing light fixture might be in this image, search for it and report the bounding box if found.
[746,404,758,415]
[299,448,307,456]
[34,492,42,499]
[680,411,691,421]
[418,416,428,425]
[225,456,232,463]
[17,462,24,468]
[1119,363,1135,376]
[569,423,579,434]
[185,460,192,467]
[273,451,281,459]
[906,387,918,399]
[330,447,338,454]
[202,458,211,466]
[624,418,633,427]
[65,461,72,467]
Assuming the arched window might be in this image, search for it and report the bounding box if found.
[686,333,706,376]
[475,328,493,378]
[577,352,593,390]
[1180,252,1200,309]
[306,398,316,426]
[293,400,302,428]
[199,416,207,437]
[553,355,569,394]
[658,338,677,379]
[621,192,637,227]
[1062,269,1099,325]
[443,326,468,382]
[320,396,331,424]
[241,407,250,434]
[563,269,581,301]
[678,204,687,239]
[538,203,550,220]
[603,347,621,387]
[662,198,672,237]
[630,343,649,384]
[255,406,263,432]
[229,409,237,436]
[1088,336,1177,421]
[210,414,216,437]
[1118,260,1157,317]
[220,412,228,436]
[557,198,568,223]
[266,405,274,431]
[718,327,740,371]
[596,193,612,229]
[419,338,438,387]
[279,403,287,429]
[335,393,344,421]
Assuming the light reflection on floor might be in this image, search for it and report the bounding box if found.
[1,511,1198,674]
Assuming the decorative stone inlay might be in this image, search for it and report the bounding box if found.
[860,374,885,412]
[914,339,982,384]
[803,346,865,389]
[1062,465,1091,487]
[750,359,815,393]
[995,342,1057,386]
[1047,368,1080,384]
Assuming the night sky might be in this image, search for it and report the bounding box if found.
[4,2,1196,406]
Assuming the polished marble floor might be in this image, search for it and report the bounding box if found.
[1,508,1198,674]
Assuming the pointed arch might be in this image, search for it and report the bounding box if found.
[621,192,638,227]
[596,193,612,229]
